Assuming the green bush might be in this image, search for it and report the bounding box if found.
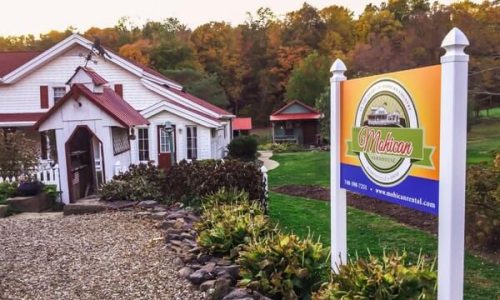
[227,135,258,161]
[164,159,267,210]
[0,182,18,204]
[195,201,270,257]
[312,252,437,300]
[465,157,500,252]
[238,232,330,300]
[99,162,166,202]
[259,143,305,153]
[202,187,250,209]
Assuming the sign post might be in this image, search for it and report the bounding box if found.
[329,27,469,299]
[437,28,469,300]
[330,59,347,269]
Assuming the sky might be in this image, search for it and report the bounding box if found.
[1,0,468,36]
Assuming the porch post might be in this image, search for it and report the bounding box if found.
[54,129,69,204]
[271,122,275,143]
[330,59,347,271]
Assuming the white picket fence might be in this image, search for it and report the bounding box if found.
[0,163,60,190]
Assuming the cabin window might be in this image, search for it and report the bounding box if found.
[111,127,130,155]
[53,87,66,103]
[138,128,149,161]
[186,126,197,160]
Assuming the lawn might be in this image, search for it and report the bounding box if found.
[268,120,500,188]
[269,192,500,299]
[467,119,500,164]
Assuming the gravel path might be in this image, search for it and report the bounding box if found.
[0,212,203,300]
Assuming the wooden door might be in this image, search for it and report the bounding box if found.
[157,125,176,171]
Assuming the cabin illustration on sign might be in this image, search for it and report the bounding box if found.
[0,34,235,204]
[364,106,406,127]
[270,100,323,145]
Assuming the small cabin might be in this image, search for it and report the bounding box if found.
[232,117,252,137]
[270,100,322,145]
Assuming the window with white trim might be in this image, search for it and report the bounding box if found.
[186,126,197,160]
[159,127,171,153]
[138,128,149,161]
[53,87,66,103]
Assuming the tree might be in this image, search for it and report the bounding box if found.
[118,39,152,65]
[285,51,330,106]
[0,131,39,179]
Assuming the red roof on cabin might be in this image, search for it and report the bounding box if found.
[66,66,108,85]
[0,112,45,123]
[232,117,252,130]
[270,100,321,121]
[0,51,41,77]
[34,84,149,128]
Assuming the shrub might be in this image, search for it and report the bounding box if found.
[17,180,44,196]
[238,232,330,300]
[164,159,267,210]
[202,187,250,209]
[0,182,18,204]
[312,252,437,300]
[99,162,166,202]
[195,201,270,257]
[465,158,500,252]
[259,143,305,153]
[227,135,258,161]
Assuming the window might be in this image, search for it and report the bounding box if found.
[159,127,171,153]
[138,128,149,161]
[53,87,66,103]
[186,126,197,160]
[111,127,130,155]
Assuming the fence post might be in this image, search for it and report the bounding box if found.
[438,27,469,300]
[330,59,348,270]
[260,165,269,210]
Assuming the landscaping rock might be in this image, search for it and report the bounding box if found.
[201,262,217,273]
[216,258,232,266]
[210,277,232,300]
[151,211,168,220]
[214,265,240,281]
[188,269,214,285]
[222,288,254,300]
[6,193,52,213]
[178,266,194,278]
[137,200,158,208]
[0,205,8,218]
[199,279,216,292]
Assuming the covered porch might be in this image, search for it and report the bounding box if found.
[270,100,322,146]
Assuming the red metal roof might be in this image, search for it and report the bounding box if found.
[232,117,252,130]
[167,86,233,116]
[66,66,108,85]
[0,51,41,77]
[0,112,45,123]
[270,113,321,121]
[271,100,321,116]
[34,84,149,128]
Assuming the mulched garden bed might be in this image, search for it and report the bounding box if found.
[273,185,500,264]
[273,185,439,234]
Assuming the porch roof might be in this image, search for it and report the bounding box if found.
[270,113,321,121]
[34,83,149,129]
[0,112,45,124]
[270,100,322,121]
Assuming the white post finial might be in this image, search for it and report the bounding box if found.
[330,58,348,271]
[441,27,470,63]
[438,27,469,300]
[331,59,347,81]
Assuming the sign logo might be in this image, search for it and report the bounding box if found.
[347,80,433,187]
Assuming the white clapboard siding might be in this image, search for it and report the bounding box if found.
[0,46,165,113]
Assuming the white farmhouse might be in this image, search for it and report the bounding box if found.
[0,34,235,204]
